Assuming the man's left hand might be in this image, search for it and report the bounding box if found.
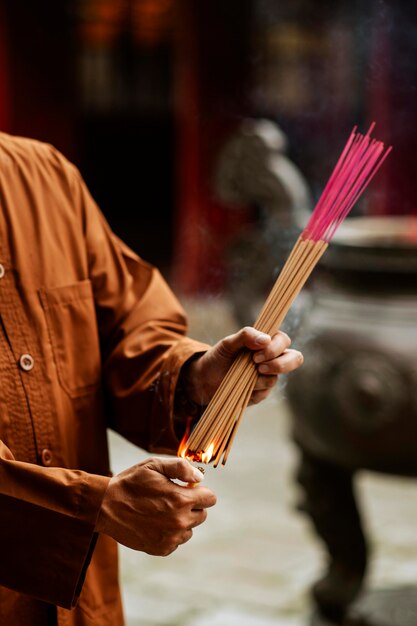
[182,327,303,407]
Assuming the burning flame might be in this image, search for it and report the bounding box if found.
[177,432,215,464]
[201,443,215,464]
[177,431,192,459]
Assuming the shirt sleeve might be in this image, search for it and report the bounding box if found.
[72,167,209,454]
[0,440,110,608]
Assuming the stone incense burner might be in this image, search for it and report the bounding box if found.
[286,215,417,622]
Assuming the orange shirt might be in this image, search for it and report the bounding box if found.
[0,133,207,626]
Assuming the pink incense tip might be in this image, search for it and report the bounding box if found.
[302,123,391,243]
[366,121,376,136]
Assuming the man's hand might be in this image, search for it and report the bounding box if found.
[96,457,216,555]
[182,327,303,406]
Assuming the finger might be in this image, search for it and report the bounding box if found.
[177,529,193,546]
[174,484,217,512]
[249,388,271,405]
[188,486,217,510]
[148,457,205,484]
[159,529,193,556]
[218,326,272,357]
[252,331,291,364]
[253,373,278,392]
[189,508,208,527]
[257,349,304,375]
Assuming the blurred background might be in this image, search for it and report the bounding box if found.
[1,0,416,290]
[1,1,417,625]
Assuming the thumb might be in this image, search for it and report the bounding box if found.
[220,327,271,355]
[150,457,205,484]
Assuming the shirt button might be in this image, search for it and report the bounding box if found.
[19,354,35,372]
[0,264,5,279]
[41,448,53,466]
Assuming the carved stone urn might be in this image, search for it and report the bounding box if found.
[285,215,417,622]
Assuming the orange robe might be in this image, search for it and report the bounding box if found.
[0,133,208,625]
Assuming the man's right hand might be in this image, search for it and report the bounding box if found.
[95,457,217,556]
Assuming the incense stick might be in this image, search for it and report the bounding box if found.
[178,124,391,466]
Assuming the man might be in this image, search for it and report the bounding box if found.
[0,132,303,626]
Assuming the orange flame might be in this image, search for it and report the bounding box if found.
[177,432,215,464]
[177,431,192,459]
[201,443,215,464]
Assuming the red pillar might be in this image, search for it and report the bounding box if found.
[367,2,417,216]
[172,1,204,294]
[172,0,252,294]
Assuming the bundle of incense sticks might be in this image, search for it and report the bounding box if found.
[179,123,391,467]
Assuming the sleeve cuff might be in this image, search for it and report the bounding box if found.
[0,470,110,609]
[149,338,209,454]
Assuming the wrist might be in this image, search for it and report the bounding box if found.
[175,354,208,418]
[95,477,114,535]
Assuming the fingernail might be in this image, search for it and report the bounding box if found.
[192,468,204,482]
[255,333,270,345]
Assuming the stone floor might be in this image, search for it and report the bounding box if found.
[108,297,417,626]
